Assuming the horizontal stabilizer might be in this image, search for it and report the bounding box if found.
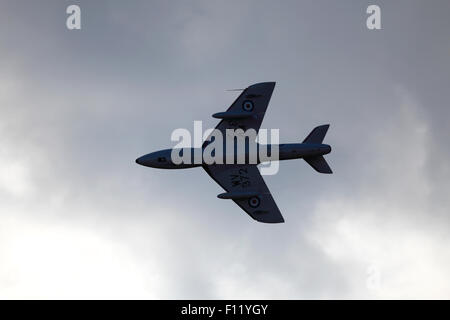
[303,124,329,144]
[304,155,333,174]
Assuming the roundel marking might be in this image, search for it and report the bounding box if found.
[242,100,254,112]
[248,196,261,208]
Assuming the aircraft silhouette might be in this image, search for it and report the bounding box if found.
[136,82,332,223]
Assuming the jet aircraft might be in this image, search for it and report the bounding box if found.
[136,82,332,223]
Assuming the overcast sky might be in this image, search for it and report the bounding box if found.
[1,0,450,299]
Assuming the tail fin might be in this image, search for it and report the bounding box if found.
[304,155,333,174]
[303,124,332,174]
[302,124,329,144]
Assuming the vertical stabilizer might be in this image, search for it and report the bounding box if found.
[302,124,329,144]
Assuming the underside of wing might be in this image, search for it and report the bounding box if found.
[203,164,284,223]
[204,82,276,147]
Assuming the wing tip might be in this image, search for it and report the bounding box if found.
[252,213,285,224]
[248,81,276,89]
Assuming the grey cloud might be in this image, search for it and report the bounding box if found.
[1,0,450,298]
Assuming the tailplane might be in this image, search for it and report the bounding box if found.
[303,124,332,174]
[304,155,332,174]
[302,124,329,144]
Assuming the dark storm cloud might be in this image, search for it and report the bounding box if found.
[1,0,450,298]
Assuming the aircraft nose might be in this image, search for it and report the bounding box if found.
[136,155,150,166]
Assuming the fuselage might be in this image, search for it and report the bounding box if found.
[135,143,331,169]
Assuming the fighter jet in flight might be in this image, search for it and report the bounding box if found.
[136,82,332,223]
